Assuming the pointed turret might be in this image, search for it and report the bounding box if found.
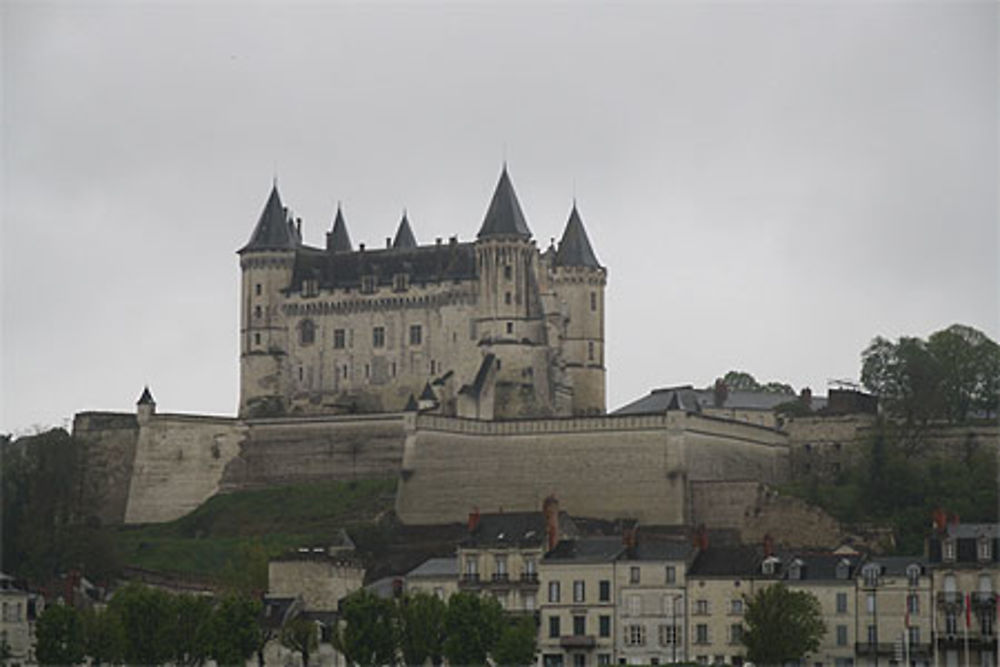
[240,184,298,253]
[555,205,601,268]
[392,212,418,249]
[477,166,532,240]
[327,205,353,252]
[137,386,155,405]
[137,386,156,422]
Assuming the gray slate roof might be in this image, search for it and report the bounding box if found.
[546,536,624,563]
[407,557,458,579]
[622,537,696,562]
[555,206,601,268]
[477,167,532,239]
[137,386,155,405]
[392,214,418,249]
[241,184,301,253]
[328,206,353,252]
[689,545,762,577]
[613,385,828,415]
[461,511,577,549]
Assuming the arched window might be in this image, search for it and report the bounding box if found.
[906,563,921,588]
[300,319,316,346]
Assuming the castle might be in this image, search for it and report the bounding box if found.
[239,167,606,420]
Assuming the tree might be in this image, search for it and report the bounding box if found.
[491,616,537,667]
[741,584,825,665]
[108,583,177,665]
[396,592,446,667]
[209,595,262,666]
[220,540,269,598]
[280,617,319,667]
[442,592,503,667]
[927,324,1000,421]
[332,589,397,667]
[173,594,216,666]
[81,607,126,666]
[36,604,85,666]
[720,371,761,392]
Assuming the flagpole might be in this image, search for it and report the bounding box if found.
[964,592,971,667]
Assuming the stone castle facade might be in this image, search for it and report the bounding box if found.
[239,167,606,420]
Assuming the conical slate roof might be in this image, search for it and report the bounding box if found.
[555,205,601,268]
[240,184,298,253]
[137,386,155,405]
[392,213,418,249]
[477,166,531,240]
[328,205,353,252]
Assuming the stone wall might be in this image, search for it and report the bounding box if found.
[396,412,788,525]
[219,413,406,491]
[74,412,140,525]
[268,555,365,611]
[123,413,245,524]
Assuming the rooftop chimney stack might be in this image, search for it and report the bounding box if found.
[543,495,560,553]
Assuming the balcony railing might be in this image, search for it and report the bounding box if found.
[492,573,510,583]
[460,573,481,584]
[520,572,539,583]
[559,635,596,649]
[937,591,963,606]
[973,592,996,606]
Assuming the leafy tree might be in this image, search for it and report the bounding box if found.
[442,592,503,667]
[209,595,262,666]
[491,616,537,667]
[761,381,795,395]
[82,607,126,666]
[36,604,85,666]
[927,324,1000,421]
[741,584,825,665]
[396,592,446,666]
[173,594,216,666]
[108,583,177,665]
[221,540,269,598]
[281,617,320,667]
[332,589,397,667]
[721,371,761,392]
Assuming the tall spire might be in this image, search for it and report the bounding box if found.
[239,183,299,253]
[392,212,418,249]
[555,204,601,268]
[477,165,532,240]
[327,204,353,252]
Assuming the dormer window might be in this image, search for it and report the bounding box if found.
[906,564,922,588]
[393,274,409,292]
[361,275,377,294]
[761,556,780,576]
[835,559,851,580]
[862,563,881,588]
[788,558,804,581]
[978,537,992,562]
[943,539,956,562]
[302,278,319,297]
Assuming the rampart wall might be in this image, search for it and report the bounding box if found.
[74,412,140,525]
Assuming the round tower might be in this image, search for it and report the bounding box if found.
[237,183,299,417]
[552,204,606,415]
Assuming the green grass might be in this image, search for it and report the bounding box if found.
[115,479,396,579]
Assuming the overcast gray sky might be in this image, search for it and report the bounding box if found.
[2,1,997,433]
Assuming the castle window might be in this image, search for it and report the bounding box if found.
[591,292,597,311]
[504,265,512,280]
[505,292,512,305]
[430,360,436,374]
[298,367,304,381]
[393,274,409,292]
[254,305,262,319]
[333,329,346,349]
[506,322,513,335]
[409,325,422,346]
[254,333,261,346]
[588,341,595,361]
[365,364,370,378]
[303,279,319,297]
[255,283,262,296]
[300,319,316,345]
[372,326,385,348]
[362,275,377,294]
[391,362,396,377]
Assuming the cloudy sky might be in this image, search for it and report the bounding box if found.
[2,1,997,433]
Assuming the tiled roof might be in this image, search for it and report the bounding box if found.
[477,166,531,240]
[407,557,458,579]
[778,552,862,581]
[613,385,828,415]
[623,537,696,562]
[545,536,624,563]
[392,214,418,249]
[689,545,761,577]
[328,206,353,252]
[240,184,300,253]
[137,386,155,405]
[555,206,600,268]
[461,511,577,549]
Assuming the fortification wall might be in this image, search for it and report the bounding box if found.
[218,413,406,491]
[74,412,140,525]
[396,412,788,525]
[124,414,245,524]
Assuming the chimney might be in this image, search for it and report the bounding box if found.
[468,507,481,533]
[692,524,709,551]
[622,526,637,552]
[449,235,458,246]
[800,387,812,408]
[359,243,366,252]
[386,237,392,249]
[542,495,560,553]
[392,578,404,598]
[297,218,302,236]
[932,508,948,534]
[436,237,442,246]
[763,533,774,558]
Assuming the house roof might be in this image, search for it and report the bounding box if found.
[689,545,762,577]
[407,557,458,579]
[555,205,600,268]
[863,556,927,577]
[545,536,624,563]
[240,184,300,253]
[778,552,862,581]
[461,511,577,549]
[613,385,828,415]
[477,166,531,240]
[392,213,418,249]
[622,537,696,562]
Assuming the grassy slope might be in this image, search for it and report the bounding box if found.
[115,479,397,579]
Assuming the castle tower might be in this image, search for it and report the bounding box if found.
[136,386,156,423]
[553,204,606,414]
[473,167,550,416]
[237,183,300,416]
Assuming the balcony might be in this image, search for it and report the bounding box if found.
[937,591,963,607]
[855,643,898,656]
[460,573,481,586]
[560,635,597,650]
[973,591,996,607]
[520,572,539,584]
[491,573,510,584]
